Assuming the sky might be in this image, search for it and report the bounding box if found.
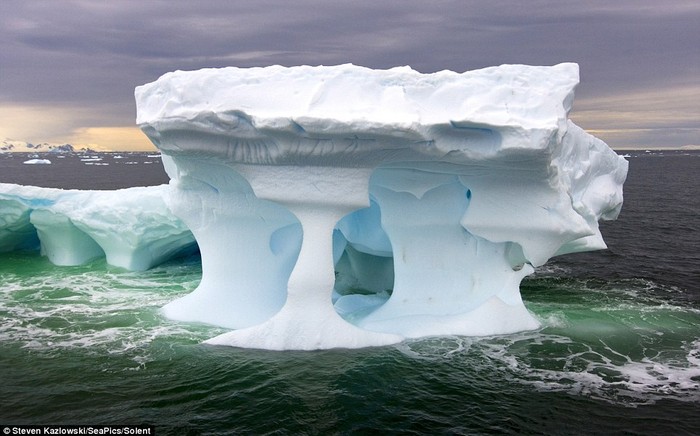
[1,0,698,151]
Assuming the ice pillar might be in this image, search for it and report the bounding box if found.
[30,209,104,266]
[160,158,301,329]
[205,165,402,350]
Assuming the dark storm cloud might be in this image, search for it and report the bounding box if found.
[1,0,698,147]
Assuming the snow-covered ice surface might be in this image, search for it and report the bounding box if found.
[131,63,628,350]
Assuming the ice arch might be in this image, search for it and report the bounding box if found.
[135,63,628,350]
[332,166,538,338]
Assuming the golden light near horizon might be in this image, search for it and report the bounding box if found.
[68,126,156,152]
[0,105,78,144]
[0,105,156,152]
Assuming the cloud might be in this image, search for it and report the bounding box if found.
[570,80,700,148]
[0,0,698,150]
[0,105,81,142]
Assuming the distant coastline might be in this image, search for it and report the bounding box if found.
[612,144,700,151]
[3,136,698,153]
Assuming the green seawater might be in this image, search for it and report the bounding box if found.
[1,252,699,435]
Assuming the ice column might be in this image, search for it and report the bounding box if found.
[30,209,104,266]
[204,165,402,350]
[160,159,302,329]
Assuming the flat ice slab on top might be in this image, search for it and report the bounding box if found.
[135,63,582,165]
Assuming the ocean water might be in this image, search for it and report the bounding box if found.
[1,151,699,434]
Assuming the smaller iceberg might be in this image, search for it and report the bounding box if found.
[0,184,196,270]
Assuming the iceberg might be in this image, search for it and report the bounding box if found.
[0,184,196,270]
[131,63,628,350]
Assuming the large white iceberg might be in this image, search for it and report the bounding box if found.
[130,63,628,350]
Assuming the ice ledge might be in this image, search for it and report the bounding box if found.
[136,63,579,165]
[135,64,627,350]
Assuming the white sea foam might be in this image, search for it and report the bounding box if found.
[399,328,700,405]
[0,260,217,361]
